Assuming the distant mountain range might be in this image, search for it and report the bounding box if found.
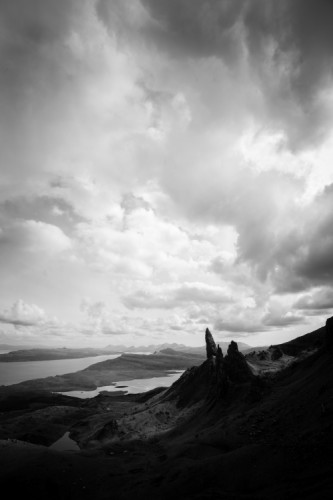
[0,344,48,350]
[104,341,255,354]
[0,341,261,363]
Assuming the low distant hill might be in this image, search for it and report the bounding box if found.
[0,344,48,351]
[105,341,253,355]
[0,341,255,362]
[104,342,190,353]
[0,347,121,362]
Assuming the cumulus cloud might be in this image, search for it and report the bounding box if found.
[0,219,71,257]
[0,300,47,327]
[123,282,232,309]
[73,202,234,282]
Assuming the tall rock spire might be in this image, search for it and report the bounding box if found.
[205,328,217,358]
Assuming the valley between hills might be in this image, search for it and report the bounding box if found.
[0,322,332,499]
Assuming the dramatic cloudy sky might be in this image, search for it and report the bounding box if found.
[1,0,333,348]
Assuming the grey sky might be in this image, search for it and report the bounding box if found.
[1,0,333,347]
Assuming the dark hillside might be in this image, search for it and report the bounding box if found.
[0,322,332,499]
[273,326,325,356]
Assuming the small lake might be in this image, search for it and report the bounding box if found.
[49,431,80,451]
[57,370,184,399]
[0,354,120,386]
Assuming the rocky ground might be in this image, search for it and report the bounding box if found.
[0,324,333,499]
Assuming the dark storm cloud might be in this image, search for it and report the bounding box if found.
[214,318,268,335]
[96,0,152,45]
[0,0,76,39]
[206,173,333,296]
[294,288,333,311]
[141,0,246,62]
[0,0,77,95]
[214,309,304,335]
[262,312,303,328]
[139,0,333,149]
[233,172,302,281]
[0,196,84,236]
[214,308,304,336]
[0,0,82,181]
[271,184,333,293]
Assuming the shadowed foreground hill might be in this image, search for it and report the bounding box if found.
[0,322,333,499]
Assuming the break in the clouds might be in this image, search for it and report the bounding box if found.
[1,0,333,347]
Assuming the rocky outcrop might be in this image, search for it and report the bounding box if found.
[206,333,253,391]
[206,333,253,385]
[270,346,283,361]
[167,330,253,406]
[224,340,254,383]
[205,328,217,358]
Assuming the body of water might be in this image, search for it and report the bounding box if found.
[49,431,80,451]
[0,354,120,386]
[57,370,184,398]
